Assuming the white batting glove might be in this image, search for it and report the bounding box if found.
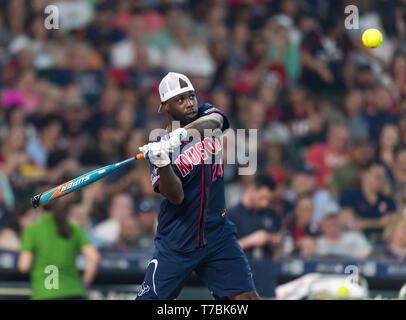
[170,128,188,141]
[163,134,184,152]
[157,128,187,153]
[139,142,170,168]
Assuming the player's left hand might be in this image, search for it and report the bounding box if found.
[159,129,186,153]
[161,128,187,144]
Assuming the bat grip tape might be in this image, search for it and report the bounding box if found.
[31,192,43,208]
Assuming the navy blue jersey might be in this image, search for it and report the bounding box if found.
[149,103,233,252]
[339,189,396,219]
[227,203,281,259]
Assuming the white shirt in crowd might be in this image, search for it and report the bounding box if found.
[316,231,372,258]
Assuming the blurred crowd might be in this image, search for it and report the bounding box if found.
[0,0,406,268]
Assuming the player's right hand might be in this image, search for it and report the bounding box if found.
[139,142,171,168]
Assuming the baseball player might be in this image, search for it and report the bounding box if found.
[136,72,258,300]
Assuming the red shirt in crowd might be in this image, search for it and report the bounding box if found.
[305,143,350,188]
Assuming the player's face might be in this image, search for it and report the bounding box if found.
[164,91,198,126]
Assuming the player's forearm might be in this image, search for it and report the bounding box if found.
[184,113,224,138]
[159,165,184,205]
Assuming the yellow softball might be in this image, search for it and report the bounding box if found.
[338,285,350,296]
[362,28,383,48]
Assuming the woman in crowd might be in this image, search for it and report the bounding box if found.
[18,205,100,300]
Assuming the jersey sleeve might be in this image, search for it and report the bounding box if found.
[198,103,230,132]
[20,225,35,253]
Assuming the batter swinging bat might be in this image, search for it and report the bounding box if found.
[31,153,145,208]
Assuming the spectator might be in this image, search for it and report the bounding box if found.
[93,193,135,248]
[343,89,369,140]
[224,172,254,209]
[20,14,55,70]
[26,115,63,167]
[102,129,147,196]
[300,202,372,259]
[209,38,231,91]
[398,113,406,145]
[116,104,138,141]
[258,82,282,124]
[115,214,141,250]
[0,202,37,251]
[268,166,294,220]
[18,205,100,300]
[54,0,95,32]
[85,84,121,135]
[0,105,35,141]
[84,2,125,62]
[164,18,215,77]
[264,14,301,83]
[26,82,61,128]
[305,122,350,188]
[143,5,181,55]
[261,122,291,171]
[391,52,406,98]
[1,69,41,111]
[237,98,267,131]
[228,21,250,69]
[287,163,334,225]
[329,138,373,196]
[80,118,122,166]
[284,86,325,153]
[110,14,161,70]
[375,123,399,181]
[282,195,319,257]
[135,196,159,250]
[391,147,406,207]
[68,203,104,248]
[62,95,89,137]
[370,215,406,262]
[300,14,351,96]
[365,86,398,142]
[0,178,14,228]
[228,175,281,298]
[0,125,31,176]
[340,161,397,243]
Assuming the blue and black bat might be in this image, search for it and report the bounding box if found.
[31,153,145,208]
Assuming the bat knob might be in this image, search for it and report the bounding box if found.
[31,194,42,208]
